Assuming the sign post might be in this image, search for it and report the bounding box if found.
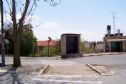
[0,0,5,67]
[48,37,52,57]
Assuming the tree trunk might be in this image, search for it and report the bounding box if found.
[13,30,21,67]
[12,0,21,67]
[12,0,31,67]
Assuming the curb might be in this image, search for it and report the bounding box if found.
[39,65,50,75]
[83,52,122,57]
[36,74,99,78]
[87,64,115,76]
[0,69,7,73]
[32,78,102,84]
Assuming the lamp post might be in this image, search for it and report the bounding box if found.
[48,37,52,57]
[0,0,5,67]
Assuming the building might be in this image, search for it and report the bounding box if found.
[61,34,82,58]
[104,25,126,52]
[37,40,59,55]
[37,40,58,47]
[95,41,104,52]
[37,40,59,51]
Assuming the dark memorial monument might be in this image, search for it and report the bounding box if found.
[61,33,82,59]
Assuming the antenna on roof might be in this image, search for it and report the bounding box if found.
[113,12,116,34]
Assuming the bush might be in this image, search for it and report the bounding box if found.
[39,45,61,56]
[80,41,95,53]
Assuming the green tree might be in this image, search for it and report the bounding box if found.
[5,24,37,56]
[5,24,14,55]
[80,40,95,53]
[11,0,35,67]
[5,0,61,67]
[20,24,37,56]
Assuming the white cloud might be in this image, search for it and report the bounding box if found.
[4,14,11,23]
[40,21,60,29]
[33,22,104,41]
[4,13,40,24]
[4,13,104,41]
[25,15,39,23]
[4,13,22,23]
[33,21,61,40]
[81,30,104,41]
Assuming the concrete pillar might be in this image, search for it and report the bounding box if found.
[108,42,111,52]
[61,34,66,57]
[123,41,126,52]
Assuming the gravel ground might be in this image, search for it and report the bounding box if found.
[0,64,102,84]
[45,64,98,75]
[0,64,45,84]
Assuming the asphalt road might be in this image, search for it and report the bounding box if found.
[69,54,126,65]
[70,54,126,84]
[1,54,126,84]
[2,54,126,65]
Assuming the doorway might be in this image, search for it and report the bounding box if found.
[111,42,123,52]
[66,36,78,54]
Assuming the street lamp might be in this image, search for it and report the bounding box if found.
[0,0,5,67]
[48,37,52,57]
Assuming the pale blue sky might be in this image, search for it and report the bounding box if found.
[33,0,126,41]
[6,0,126,41]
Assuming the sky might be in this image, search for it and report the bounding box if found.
[4,0,126,41]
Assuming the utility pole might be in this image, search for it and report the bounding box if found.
[0,0,5,67]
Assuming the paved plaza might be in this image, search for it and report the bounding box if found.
[0,53,126,84]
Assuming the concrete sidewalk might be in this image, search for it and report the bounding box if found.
[83,52,125,57]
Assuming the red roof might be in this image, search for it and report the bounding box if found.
[37,40,59,47]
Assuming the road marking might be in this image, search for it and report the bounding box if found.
[32,78,102,84]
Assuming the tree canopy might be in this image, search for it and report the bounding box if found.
[4,0,61,67]
[5,23,37,56]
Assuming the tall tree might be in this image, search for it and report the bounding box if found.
[20,24,37,56]
[5,0,61,67]
[5,23,37,56]
[12,0,31,67]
